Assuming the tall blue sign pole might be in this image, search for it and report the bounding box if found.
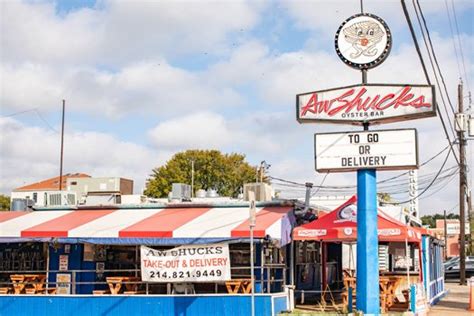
[301,11,393,315]
[356,167,380,313]
[355,68,380,314]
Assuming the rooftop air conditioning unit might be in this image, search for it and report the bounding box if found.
[171,183,192,201]
[243,183,272,202]
[48,192,77,206]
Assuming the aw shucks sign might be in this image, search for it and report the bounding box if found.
[141,244,231,282]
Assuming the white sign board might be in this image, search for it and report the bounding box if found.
[314,129,418,172]
[56,273,71,295]
[141,244,231,283]
[59,255,68,271]
[446,223,470,235]
[297,84,435,125]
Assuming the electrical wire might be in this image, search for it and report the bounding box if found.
[450,0,471,93]
[413,0,458,134]
[1,107,59,133]
[444,0,463,83]
[270,144,453,193]
[385,146,452,205]
[400,0,460,165]
[311,173,329,197]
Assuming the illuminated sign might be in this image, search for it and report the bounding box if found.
[335,13,392,69]
[297,84,436,125]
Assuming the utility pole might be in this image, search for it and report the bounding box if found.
[458,82,467,285]
[469,190,473,254]
[444,210,448,260]
[59,99,65,191]
[191,160,195,198]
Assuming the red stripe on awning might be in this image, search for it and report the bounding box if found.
[0,211,29,223]
[119,208,211,238]
[231,207,291,238]
[21,210,114,237]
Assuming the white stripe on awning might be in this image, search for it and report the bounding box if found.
[68,209,164,238]
[0,211,72,237]
[173,207,262,238]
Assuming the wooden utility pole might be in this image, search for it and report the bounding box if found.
[458,82,467,285]
[469,190,473,255]
[444,210,448,260]
[59,100,65,191]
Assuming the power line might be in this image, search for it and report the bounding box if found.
[450,0,471,93]
[271,144,453,193]
[444,0,463,82]
[386,146,452,205]
[1,107,59,133]
[34,109,59,133]
[413,0,457,135]
[311,173,329,197]
[1,108,38,117]
[400,0,460,165]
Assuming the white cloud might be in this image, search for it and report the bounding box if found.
[147,111,282,155]
[1,61,244,117]
[283,0,473,37]
[0,117,162,194]
[1,0,266,66]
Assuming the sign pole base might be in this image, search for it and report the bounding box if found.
[356,169,380,314]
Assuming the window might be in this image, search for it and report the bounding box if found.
[32,193,37,203]
[70,181,77,185]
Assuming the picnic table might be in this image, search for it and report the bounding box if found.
[106,276,140,294]
[225,279,252,294]
[379,276,404,312]
[10,274,46,294]
[342,275,405,312]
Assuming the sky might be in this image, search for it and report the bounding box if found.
[0,0,473,215]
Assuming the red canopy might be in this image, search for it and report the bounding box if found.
[293,196,423,242]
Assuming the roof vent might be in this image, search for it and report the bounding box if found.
[171,183,191,201]
[206,189,218,198]
[243,183,272,202]
[196,189,206,198]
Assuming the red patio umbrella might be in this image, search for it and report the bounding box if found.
[293,196,422,243]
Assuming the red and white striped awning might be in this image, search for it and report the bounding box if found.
[0,206,294,243]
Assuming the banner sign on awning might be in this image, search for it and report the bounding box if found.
[314,129,418,172]
[141,244,231,283]
[297,84,435,125]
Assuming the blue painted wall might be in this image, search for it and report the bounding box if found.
[0,294,287,316]
[49,244,96,294]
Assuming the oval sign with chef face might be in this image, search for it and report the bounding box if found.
[335,13,391,69]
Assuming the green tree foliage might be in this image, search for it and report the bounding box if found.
[421,213,460,228]
[144,150,258,198]
[377,192,392,202]
[0,194,10,211]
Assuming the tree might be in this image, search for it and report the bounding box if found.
[0,194,10,211]
[377,192,392,203]
[421,213,460,228]
[144,150,258,198]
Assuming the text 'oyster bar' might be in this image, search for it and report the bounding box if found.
[296,84,435,125]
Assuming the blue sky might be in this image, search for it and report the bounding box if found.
[1,0,473,214]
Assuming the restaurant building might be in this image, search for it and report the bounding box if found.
[0,200,298,316]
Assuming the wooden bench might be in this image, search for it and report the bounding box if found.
[0,287,11,294]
